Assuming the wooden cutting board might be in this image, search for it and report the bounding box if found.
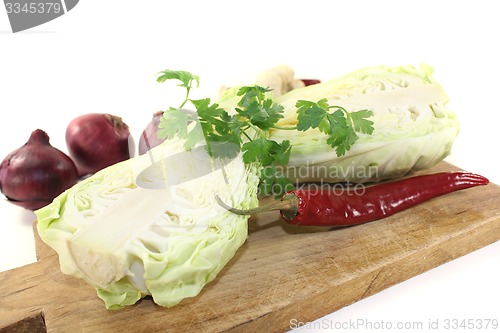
[1,162,499,333]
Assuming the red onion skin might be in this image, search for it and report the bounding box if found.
[0,129,79,210]
[300,79,321,86]
[66,113,134,176]
[138,109,195,155]
[138,111,165,155]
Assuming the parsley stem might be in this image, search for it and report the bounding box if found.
[328,105,348,112]
[245,122,266,141]
[271,125,297,131]
[242,130,253,142]
[179,88,190,109]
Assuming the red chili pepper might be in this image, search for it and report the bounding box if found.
[280,172,489,226]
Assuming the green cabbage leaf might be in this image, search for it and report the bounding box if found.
[36,138,259,309]
[220,64,460,183]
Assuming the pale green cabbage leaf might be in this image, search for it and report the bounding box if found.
[36,138,259,309]
[220,64,460,183]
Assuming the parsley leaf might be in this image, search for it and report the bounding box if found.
[274,172,295,194]
[155,69,374,198]
[296,98,330,131]
[157,107,191,140]
[156,70,200,89]
[157,107,203,151]
[242,138,291,166]
[237,85,269,103]
[191,98,241,158]
[258,165,294,197]
[323,109,358,156]
[295,99,374,156]
[236,86,284,131]
[349,109,375,134]
[258,165,276,195]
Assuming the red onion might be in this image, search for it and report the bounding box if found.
[138,109,195,155]
[300,79,321,86]
[66,113,134,176]
[138,111,165,155]
[0,129,79,210]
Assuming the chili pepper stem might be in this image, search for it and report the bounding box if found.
[215,193,298,218]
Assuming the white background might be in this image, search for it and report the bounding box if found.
[0,1,499,332]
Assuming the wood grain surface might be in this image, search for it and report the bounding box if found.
[1,162,499,333]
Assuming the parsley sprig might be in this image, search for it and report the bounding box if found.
[296,99,374,156]
[156,70,374,197]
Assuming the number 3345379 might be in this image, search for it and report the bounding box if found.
[5,2,62,14]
